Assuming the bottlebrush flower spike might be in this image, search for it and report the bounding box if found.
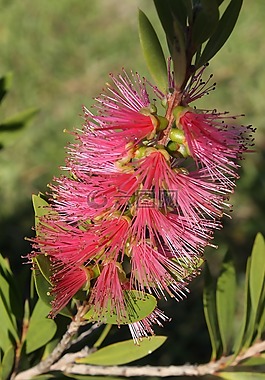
[29,65,253,340]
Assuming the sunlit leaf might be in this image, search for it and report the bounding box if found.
[217,372,265,380]
[32,194,49,223]
[198,0,243,67]
[32,268,72,319]
[25,299,57,354]
[0,73,12,104]
[1,345,15,380]
[138,9,168,92]
[84,290,157,325]
[203,263,221,360]
[239,354,265,366]
[249,233,265,319]
[216,252,236,355]
[77,336,167,365]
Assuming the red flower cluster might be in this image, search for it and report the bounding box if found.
[30,66,254,342]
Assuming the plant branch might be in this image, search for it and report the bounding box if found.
[13,304,86,380]
[13,333,265,379]
[47,340,265,378]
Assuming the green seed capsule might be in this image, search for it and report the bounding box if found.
[156,115,168,131]
[169,128,185,144]
[166,141,179,152]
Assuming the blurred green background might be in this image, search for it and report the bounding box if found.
[0,0,264,371]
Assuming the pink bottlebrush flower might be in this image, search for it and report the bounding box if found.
[132,150,226,225]
[130,242,190,300]
[49,172,138,224]
[175,107,251,181]
[49,265,88,317]
[29,64,253,338]
[88,261,127,324]
[128,308,170,345]
[32,217,99,266]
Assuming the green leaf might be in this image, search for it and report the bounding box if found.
[138,9,168,92]
[216,252,236,355]
[77,336,167,365]
[242,234,265,349]
[217,372,265,380]
[0,255,20,350]
[32,193,49,222]
[25,298,57,354]
[232,257,251,357]
[84,290,157,325]
[1,345,15,380]
[198,0,243,67]
[0,107,39,132]
[153,0,187,88]
[32,266,72,319]
[191,0,219,48]
[203,263,221,360]
[239,354,265,366]
[249,233,265,319]
[0,73,12,104]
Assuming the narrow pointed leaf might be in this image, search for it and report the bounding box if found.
[25,299,57,354]
[239,355,265,366]
[0,107,39,131]
[216,252,236,355]
[153,0,187,88]
[198,0,243,67]
[0,73,12,104]
[191,0,219,47]
[203,263,221,360]
[217,372,265,380]
[1,345,15,380]
[242,234,265,349]
[77,336,167,365]
[84,290,157,325]
[138,9,168,92]
[249,233,265,317]
[232,257,251,357]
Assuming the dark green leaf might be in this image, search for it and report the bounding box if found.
[138,9,168,92]
[203,263,221,360]
[25,299,57,354]
[0,73,12,104]
[191,0,219,47]
[242,234,265,349]
[77,336,167,365]
[0,107,38,131]
[232,257,251,357]
[153,0,187,88]
[1,345,15,380]
[84,290,157,325]
[198,0,243,67]
[216,252,236,355]
[0,255,20,350]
